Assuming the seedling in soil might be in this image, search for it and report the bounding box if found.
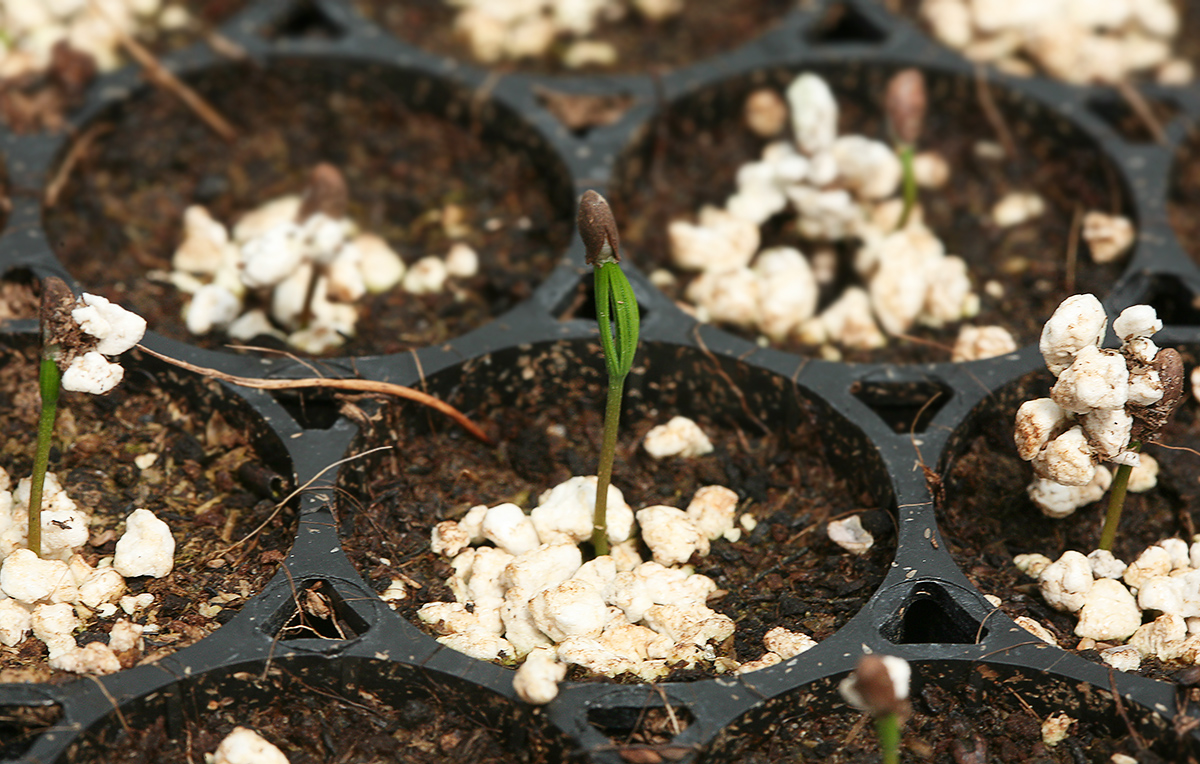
[577,189,640,557]
[884,68,926,231]
[29,277,146,558]
[1015,296,1184,550]
[839,654,911,764]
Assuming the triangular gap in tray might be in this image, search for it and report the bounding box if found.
[1133,273,1200,327]
[265,579,369,642]
[880,581,985,645]
[587,702,694,758]
[535,86,635,140]
[850,378,952,435]
[0,701,63,761]
[262,0,347,40]
[269,389,344,430]
[804,1,889,45]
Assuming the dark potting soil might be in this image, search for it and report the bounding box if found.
[612,65,1127,365]
[718,667,1193,764]
[0,271,40,323]
[938,364,1200,685]
[337,342,891,681]
[66,661,558,764]
[0,0,251,134]
[41,59,570,358]
[352,0,795,75]
[0,339,293,683]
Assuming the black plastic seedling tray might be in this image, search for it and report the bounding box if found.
[2,0,1200,761]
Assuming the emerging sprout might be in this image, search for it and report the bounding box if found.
[884,68,927,231]
[577,190,640,556]
[29,278,146,558]
[1016,296,1184,550]
[839,654,911,764]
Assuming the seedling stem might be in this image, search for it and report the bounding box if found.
[578,191,639,557]
[875,712,901,764]
[30,278,75,559]
[1098,440,1141,552]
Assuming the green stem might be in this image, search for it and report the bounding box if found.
[1099,440,1142,552]
[591,262,639,556]
[593,376,623,557]
[28,357,62,559]
[875,713,901,764]
[896,143,917,232]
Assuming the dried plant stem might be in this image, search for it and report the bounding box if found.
[134,344,492,444]
[1099,440,1141,552]
[88,0,236,142]
[27,357,61,559]
[1115,79,1167,147]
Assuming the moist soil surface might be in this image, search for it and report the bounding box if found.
[612,65,1127,365]
[0,339,293,683]
[42,59,570,358]
[939,365,1200,688]
[338,344,890,681]
[68,662,553,764]
[721,668,1193,763]
[352,0,795,74]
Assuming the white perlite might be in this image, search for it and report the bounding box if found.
[642,416,714,459]
[667,71,977,356]
[213,727,290,764]
[0,465,166,673]
[420,471,816,704]
[60,293,147,395]
[1017,298,1171,517]
[166,171,482,352]
[1027,538,1200,660]
[450,0,683,67]
[826,515,874,554]
[0,0,196,79]
[917,0,1188,85]
[113,509,175,578]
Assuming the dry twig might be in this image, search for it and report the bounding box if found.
[135,343,492,444]
[88,0,236,141]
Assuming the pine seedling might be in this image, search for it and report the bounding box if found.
[27,277,146,558]
[884,68,926,231]
[1016,298,1185,551]
[28,279,72,559]
[1098,345,1184,550]
[577,190,640,557]
[839,654,911,764]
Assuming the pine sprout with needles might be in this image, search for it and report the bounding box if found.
[577,190,640,557]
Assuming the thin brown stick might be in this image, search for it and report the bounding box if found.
[135,344,492,444]
[45,122,113,207]
[1109,668,1148,751]
[86,675,131,734]
[843,713,869,747]
[1065,204,1082,294]
[1115,79,1168,147]
[691,324,769,435]
[88,0,236,142]
[974,64,1016,159]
